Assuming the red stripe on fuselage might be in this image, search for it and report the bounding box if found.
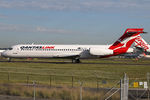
[42,46,55,49]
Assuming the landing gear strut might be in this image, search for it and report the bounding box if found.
[72,58,81,63]
[7,58,11,62]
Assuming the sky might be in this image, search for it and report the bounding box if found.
[0,0,150,47]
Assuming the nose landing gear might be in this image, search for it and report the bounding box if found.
[7,58,11,62]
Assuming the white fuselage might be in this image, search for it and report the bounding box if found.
[2,44,112,59]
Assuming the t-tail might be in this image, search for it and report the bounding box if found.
[134,35,150,52]
[109,28,146,56]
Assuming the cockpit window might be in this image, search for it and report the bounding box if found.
[8,48,13,50]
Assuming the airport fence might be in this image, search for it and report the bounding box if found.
[0,73,149,100]
[0,71,122,88]
[0,72,122,100]
[0,71,149,88]
[0,72,150,99]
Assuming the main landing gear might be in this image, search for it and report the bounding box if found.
[72,58,81,63]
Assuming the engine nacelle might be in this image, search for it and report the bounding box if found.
[89,48,113,56]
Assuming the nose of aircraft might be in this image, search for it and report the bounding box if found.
[1,51,8,57]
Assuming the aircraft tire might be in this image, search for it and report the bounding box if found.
[72,58,81,63]
[7,58,11,62]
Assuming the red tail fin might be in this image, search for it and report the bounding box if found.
[109,28,145,55]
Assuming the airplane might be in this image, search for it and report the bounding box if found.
[134,35,150,58]
[1,28,146,63]
[0,48,10,56]
[0,50,5,56]
[135,35,150,52]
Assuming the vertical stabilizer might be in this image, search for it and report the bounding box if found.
[109,28,145,55]
[135,35,149,51]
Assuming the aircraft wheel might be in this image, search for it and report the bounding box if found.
[72,58,81,63]
[7,58,11,62]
